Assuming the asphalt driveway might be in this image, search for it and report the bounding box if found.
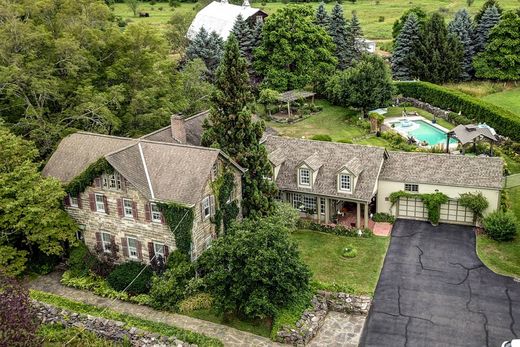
[360,219,520,347]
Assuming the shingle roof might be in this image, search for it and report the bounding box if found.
[263,136,386,201]
[42,132,137,183]
[449,124,497,145]
[301,152,323,171]
[342,158,364,177]
[268,148,286,167]
[380,151,503,189]
[107,141,221,205]
[140,111,210,146]
[187,1,265,40]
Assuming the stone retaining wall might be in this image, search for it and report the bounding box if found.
[34,301,192,346]
[394,97,452,120]
[275,292,371,346]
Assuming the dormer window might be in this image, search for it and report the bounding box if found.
[339,173,352,192]
[299,168,311,186]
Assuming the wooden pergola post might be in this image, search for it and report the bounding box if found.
[287,101,291,119]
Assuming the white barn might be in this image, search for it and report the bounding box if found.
[187,0,267,40]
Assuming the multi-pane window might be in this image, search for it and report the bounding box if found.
[123,199,133,218]
[101,232,111,253]
[320,198,326,215]
[299,168,310,186]
[153,242,165,259]
[95,193,105,213]
[103,172,122,190]
[202,197,211,219]
[339,174,351,192]
[70,194,79,207]
[405,184,419,192]
[127,237,138,259]
[291,193,316,212]
[150,203,161,223]
[76,225,85,241]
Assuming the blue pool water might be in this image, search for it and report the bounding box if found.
[391,120,457,146]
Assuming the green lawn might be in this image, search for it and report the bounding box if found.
[290,230,390,295]
[38,324,122,346]
[112,0,520,40]
[482,87,520,118]
[268,99,392,147]
[477,186,520,279]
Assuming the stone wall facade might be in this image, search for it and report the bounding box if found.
[66,157,242,263]
[34,301,192,346]
[275,292,371,346]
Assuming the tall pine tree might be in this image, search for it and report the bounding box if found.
[448,9,475,80]
[231,14,254,62]
[474,5,501,53]
[474,11,520,80]
[391,13,420,80]
[345,12,365,65]
[202,35,277,218]
[186,27,224,78]
[316,2,329,28]
[328,3,349,69]
[474,0,503,23]
[414,13,463,83]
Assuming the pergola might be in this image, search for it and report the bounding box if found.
[277,90,316,118]
[447,124,498,155]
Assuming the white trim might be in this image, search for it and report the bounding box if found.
[338,173,352,193]
[150,202,162,223]
[127,236,139,259]
[138,142,155,199]
[123,198,133,218]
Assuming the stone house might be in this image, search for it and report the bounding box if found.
[263,136,503,227]
[43,116,244,263]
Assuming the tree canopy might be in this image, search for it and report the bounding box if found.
[328,3,350,69]
[448,9,475,80]
[474,11,520,80]
[254,5,336,92]
[0,126,77,276]
[392,7,427,39]
[391,13,421,80]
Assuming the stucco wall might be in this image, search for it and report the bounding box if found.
[376,180,500,217]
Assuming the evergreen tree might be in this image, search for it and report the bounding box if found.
[391,13,421,80]
[474,11,520,80]
[202,35,277,218]
[328,3,349,69]
[392,7,427,39]
[414,13,464,83]
[231,14,254,62]
[474,0,503,23]
[251,20,264,50]
[315,2,329,28]
[345,12,365,65]
[448,9,475,80]
[474,5,501,53]
[186,27,224,78]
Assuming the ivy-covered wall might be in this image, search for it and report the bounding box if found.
[157,203,194,257]
[65,157,113,196]
[389,191,449,225]
[211,170,239,235]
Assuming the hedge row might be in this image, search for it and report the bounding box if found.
[395,81,520,142]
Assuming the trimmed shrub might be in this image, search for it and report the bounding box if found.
[68,243,98,277]
[150,257,195,310]
[106,261,153,295]
[342,245,358,258]
[483,211,519,241]
[297,219,374,238]
[178,293,214,313]
[372,212,396,224]
[311,134,332,142]
[396,81,520,141]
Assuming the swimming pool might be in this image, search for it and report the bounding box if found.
[390,119,457,146]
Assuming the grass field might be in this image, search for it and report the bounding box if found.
[482,87,520,118]
[112,0,520,40]
[290,230,390,295]
[477,186,520,279]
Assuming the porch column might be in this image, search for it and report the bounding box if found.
[316,197,321,223]
[356,202,361,228]
[325,198,330,224]
[364,203,369,228]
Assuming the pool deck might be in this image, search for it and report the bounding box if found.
[384,115,458,150]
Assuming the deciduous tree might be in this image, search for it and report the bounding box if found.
[254,5,336,92]
[0,126,76,276]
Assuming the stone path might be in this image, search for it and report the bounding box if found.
[309,312,366,347]
[30,272,281,347]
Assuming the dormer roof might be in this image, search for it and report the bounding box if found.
[339,157,364,177]
[268,147,286,167]
[300,152,324,172]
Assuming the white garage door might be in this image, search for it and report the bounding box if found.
[397,197,474,225]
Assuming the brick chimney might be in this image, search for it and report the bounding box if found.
[171,115,186,144]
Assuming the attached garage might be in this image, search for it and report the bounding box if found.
[396,197,474,225]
